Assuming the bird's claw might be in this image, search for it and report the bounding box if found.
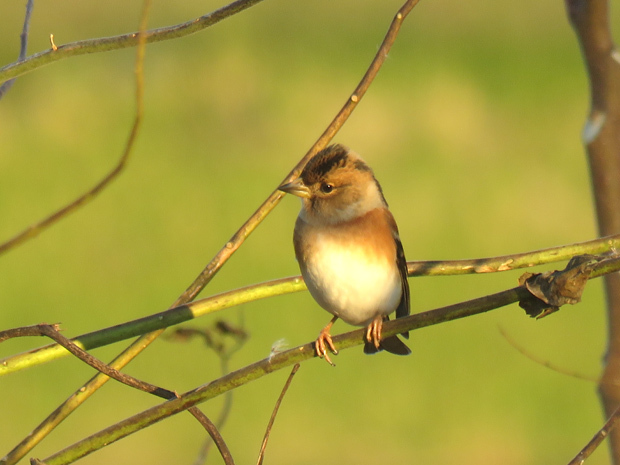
[315,329,338,366]
[366,316,383,350]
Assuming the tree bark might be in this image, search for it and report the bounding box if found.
[565,0,620,462]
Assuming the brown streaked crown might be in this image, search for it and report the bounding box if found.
[294,144,388,224]
[300,144,350,186]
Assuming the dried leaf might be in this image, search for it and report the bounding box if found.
[518,254,598,318]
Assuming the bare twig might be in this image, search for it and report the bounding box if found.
[0,323,61,342]
[498,325,597,382]
[256,364,300,465]
[568,406,620,465]
[2,324,235,465]
[183,319,247,465]
[0,0,267,84]
[0,0,33,99]
[0,2,146,256]
[187,411,235,465]
[1,323,174,398]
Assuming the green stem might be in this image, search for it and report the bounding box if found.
[0,277,305,376]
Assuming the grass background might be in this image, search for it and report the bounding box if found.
[0,0,617,464]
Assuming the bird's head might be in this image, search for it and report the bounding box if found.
[279,144,387,225]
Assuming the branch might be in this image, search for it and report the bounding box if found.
[0,0,148,256]
[168,322,247,465]
[1,3,422,462]
[30,254,620,465]
[256,364,300,465]
[568,405,620,465]
[566,0,620,462]
[0,0,33,99]
[3,233,619,377]
[0,323,174,398]
[0,0,266,85]
[172,0,422,307]
[7,0,426,460]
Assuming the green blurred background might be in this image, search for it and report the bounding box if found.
[0,0,617,464]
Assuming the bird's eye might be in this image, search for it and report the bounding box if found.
[320,183,334,194]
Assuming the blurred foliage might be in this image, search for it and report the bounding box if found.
[0,1,617,464]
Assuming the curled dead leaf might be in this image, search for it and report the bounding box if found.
[518,254,598,318]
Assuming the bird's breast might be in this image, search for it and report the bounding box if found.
[294,209,402,326]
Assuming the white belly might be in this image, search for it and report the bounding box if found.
[302,236,401,326]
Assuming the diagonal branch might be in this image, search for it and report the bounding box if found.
[173,0,422,306]
[568,405,620,465]
[1,2,423,463]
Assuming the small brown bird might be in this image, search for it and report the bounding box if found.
[279,144,410,365]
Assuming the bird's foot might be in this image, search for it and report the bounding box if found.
[315,319,338,366]
[365,315,383,350]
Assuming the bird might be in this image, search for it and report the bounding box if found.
[279,144,410,365]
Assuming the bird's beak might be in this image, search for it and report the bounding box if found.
[278,177,312,199]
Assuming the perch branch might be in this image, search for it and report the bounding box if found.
[3,233,619,376]
[31,255,620,465]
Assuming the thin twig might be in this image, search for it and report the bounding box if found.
[0,0,33,99]
[1,323,174,398]
[0,323,61,342]
[0,0,267,84]
[256,364,300,465]
[0,16,144,256]
[166,320,247,465]
[568,405,620,465]
[194,326,246,465]
[498,325,597,382]
[186,409,235,465]
[0,324,238,465]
